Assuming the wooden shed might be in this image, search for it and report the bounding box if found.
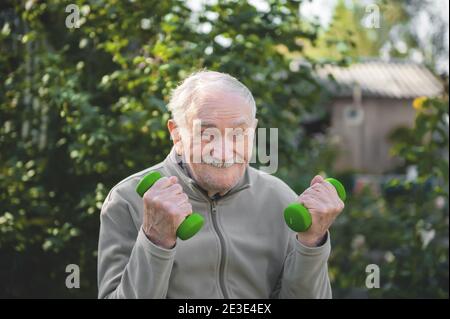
[317,60,444,174]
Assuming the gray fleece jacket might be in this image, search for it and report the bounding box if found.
[97,148,332,299]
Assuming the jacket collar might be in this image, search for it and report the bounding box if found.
[163,147,251,202]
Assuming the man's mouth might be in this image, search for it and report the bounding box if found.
[206,161,234,168]
[202,155,243,168]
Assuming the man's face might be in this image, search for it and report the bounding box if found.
[174,89,256,197]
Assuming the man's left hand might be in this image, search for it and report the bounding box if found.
[296,175,345,247]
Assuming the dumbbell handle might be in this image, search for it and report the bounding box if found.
[284,178,346,232]
[136,171,204,240]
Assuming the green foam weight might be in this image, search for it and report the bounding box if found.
[283,177,346,232]
[325,178,347,201]
[136,171,204,240]
[176,213,204,240]
[136,171,163,197]
[284,203,312,233]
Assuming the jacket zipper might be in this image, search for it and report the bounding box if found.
[188,180,247,299]
[210,200,230,299]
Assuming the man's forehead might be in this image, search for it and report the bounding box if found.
[195,118,251,128]
[187,91,254,126]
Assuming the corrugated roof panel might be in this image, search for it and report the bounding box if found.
[317,60,443,99]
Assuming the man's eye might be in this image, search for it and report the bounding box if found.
[201,131,214,141]
[233,130,247,139]
[233,134,243,142]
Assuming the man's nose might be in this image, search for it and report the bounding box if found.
[211,138,234,162]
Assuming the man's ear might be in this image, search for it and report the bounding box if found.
[252,118,258,129]
[167,119,183,155]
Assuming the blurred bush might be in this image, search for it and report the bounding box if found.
[0,0,331,297]
[330,97,449,298]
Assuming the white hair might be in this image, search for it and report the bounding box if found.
[167,70,256,127]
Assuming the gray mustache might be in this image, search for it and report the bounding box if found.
[202,154,245,168]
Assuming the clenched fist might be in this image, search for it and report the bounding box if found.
[297,175,345,247]
[142,176,193,249]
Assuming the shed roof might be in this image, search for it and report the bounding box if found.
[317,59,444,99]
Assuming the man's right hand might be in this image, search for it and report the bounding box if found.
[142,176,192,249]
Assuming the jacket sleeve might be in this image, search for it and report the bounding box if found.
[276,231,332,299]
[97,188,176,299]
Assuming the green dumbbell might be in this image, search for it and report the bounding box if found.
[284,178,346,232]
[136,171,204,240]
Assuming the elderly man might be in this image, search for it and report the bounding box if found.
[97,70,344,299]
